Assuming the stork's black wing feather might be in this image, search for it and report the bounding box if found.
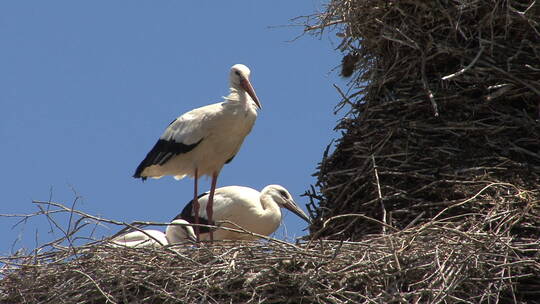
[133,138,203,179]
[172,192,214,234]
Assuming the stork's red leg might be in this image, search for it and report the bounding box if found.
[206,171,218,241]
[193,168,200,242]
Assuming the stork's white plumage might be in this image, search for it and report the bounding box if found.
[111,185,311,246]
[173,185,312,240]
[133,64,261,241]
[111,229,168,248]
[111,219,195,248]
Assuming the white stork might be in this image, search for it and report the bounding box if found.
[173,185,312,241]
[111,219,195,248]
[111,185,311,247]
[133,64,261,242]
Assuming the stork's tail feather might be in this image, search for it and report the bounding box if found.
[133,163,148,180]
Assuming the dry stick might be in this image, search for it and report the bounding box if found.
[35,204,80,258]
[523,0,538,14]
[303,19,343,32]
[485,84,513,101]
[2,209,65,232]
[333,83,355,114]
[66,193,83,256]
[371,155,388,234]
[322,214,398,233]
[32,200,196,237]
[66,187,81,236]
[403,211,426,230]
[33,200,126,226]
[442,45,485,80]
[421,53,439,117]
[376,18,420,50]
[44,187,55,233]
[431,182,519,221]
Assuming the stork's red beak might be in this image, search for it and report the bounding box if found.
[241,78,262,110]
[284,199,312,224]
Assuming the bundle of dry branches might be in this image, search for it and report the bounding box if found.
[300,1,540,300]
[304,0,540,237]
[1,202,539,303]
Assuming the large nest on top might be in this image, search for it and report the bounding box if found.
[304,0,540,240]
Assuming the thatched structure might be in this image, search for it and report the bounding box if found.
[301,0,540,302]
[305,0,540,240]
[2,0,540,303]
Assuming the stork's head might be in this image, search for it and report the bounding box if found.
[265,185,312,224]
[229,64,262,109]
[166,219,196,243]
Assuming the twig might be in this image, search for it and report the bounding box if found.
[442,46,485,80]
[432,182,519,221]
[421,53,439,117]
[372,155,388,234]
[322,213,399,232]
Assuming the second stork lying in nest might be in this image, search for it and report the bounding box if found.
[112,185,311,247]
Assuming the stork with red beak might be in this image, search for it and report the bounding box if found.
[133,64,261,241]
[175,184,312,241]
[111,185,312,246]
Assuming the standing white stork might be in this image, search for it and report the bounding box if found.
[133,64,261,242]
[172,185,312,241]
[110,219,195,248]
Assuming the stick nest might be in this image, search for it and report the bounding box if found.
[1,211,539,303]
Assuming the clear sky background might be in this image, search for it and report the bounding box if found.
[0,1,346,255]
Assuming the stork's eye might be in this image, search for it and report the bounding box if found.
[234,70,241,76]
[278,190,288,199]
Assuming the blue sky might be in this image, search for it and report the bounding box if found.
[0,1,345,254]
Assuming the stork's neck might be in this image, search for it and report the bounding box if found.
[224,88,255,111]
[259,194,282,220]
